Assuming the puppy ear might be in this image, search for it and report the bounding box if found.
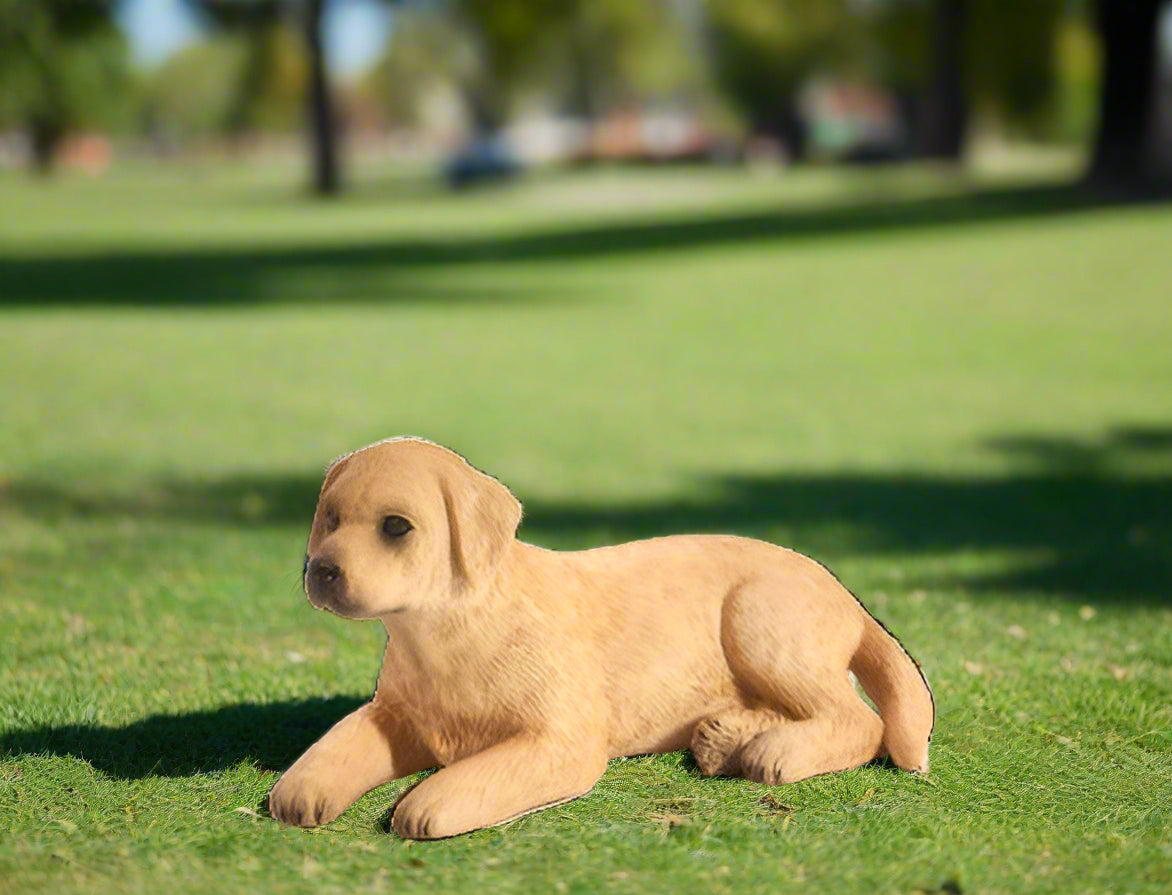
[443,465,522,591]
[318,454,353,499]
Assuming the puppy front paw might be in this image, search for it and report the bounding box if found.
[390,786,467,840]
[268,772,350,828]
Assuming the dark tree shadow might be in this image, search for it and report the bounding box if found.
[2,429,1168,787]
[2,473,323,526]
[0,697,364,778]
[523,471,1171,603]
[1,182,1165,307]
[2,427,1169,604]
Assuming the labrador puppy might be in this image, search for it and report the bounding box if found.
[268,437,933,839]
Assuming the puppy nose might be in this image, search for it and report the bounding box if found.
[306,557,342,587]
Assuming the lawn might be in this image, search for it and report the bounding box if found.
[1,155,1170,895]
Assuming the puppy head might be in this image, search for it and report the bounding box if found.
[303,438,522,619]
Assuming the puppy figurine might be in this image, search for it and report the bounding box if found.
[268,438,933,839]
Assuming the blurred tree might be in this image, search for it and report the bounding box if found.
[1088,0,1169,190]
[918,0,967,159]
[705,0,861,160]
[362,10,477,130]
[555,0,695,119]
[448,0,694,129]
[188,0,335,194]
[223,18,307,136]
[1051,11,1099,144]
[144,27,306,141]
[444,0,564,132]
[874,0,1069,157]
[968,0,1066,135]
[364,13,447,129]
[142,36,246,142]
[304,0,336,193]
[0,0,130,172]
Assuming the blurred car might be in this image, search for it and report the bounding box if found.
[443,136,522,188]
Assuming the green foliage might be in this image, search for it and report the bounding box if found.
[141,35,251,137]
[1051,12,1100,144]
[0,0,132,165]
[541,0,699,113]
[187,0,284,29]
[144,19,307,138]
[706,0,862,130]
[967,0,1067,132]
[2,157,1172,893]
[361,10,475,129]
[869,0,931,90]
[163,2,308,138]
[446,0,697,122]
[872,0,1080,138]
[226,23,308,134]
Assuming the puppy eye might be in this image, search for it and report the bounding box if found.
[381,515,413,538]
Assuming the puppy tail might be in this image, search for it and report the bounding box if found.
[849,611,934,774]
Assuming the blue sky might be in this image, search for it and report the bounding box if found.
[115,0,393,76]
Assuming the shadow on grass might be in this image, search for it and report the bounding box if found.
[0,182,1165,307]
[0,697,364,778]
[3,427,1169,605]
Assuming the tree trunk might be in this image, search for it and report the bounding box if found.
[226,24,272,139]
[1087,0,1165,190]
[305,0,339,196]
[773,98,808,164]
[918,0,968,161]
[28,116,64,174]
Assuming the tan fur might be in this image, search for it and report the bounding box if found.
[268,438,934,839]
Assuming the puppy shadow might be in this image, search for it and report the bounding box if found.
[0,696,365,780]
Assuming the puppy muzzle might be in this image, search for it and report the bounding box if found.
[304,556,347,611]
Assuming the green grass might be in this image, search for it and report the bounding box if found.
[1,156,1171,895]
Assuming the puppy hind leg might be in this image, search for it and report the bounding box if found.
[719,580,882,785]
[738,691,884,785]
[690,708,781,777]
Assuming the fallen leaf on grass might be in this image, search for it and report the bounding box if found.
[234,807,262,819]
[963,661,983,675]
[1078,606,1096,621]
[1042,729,1077,749]
[758,794,792,813]
[649,812,691,829]
[1006,625,1027,640]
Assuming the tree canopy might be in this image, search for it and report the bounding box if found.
[0,0,131,169]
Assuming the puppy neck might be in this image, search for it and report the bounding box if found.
[377,542,526,638]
